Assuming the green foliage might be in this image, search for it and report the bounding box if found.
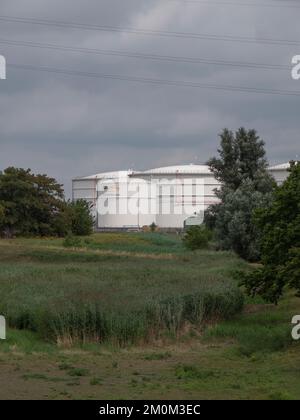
[241,163,300,303]
[2,284,243,346]
[0,237,244,346]
[63,232,83,248]
[143,352,171,361]
[175,365,216,380]
[0,204,5,230]
[207,127,274,191]
[282,248,300,295]
[68,200,94,236]
[206,128,275,261]
[81,232,184,255]
[90,377,103,386]
[182,225,212,250]
[204,310,293,356]
[203,205,218,230]
[0,167,67,237]
[214,181,273,261]
[67,368,89,377]
[0,168,93,238]
[150,222,157,232]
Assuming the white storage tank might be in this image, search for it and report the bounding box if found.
[96,174,155,229]
[72,163,291,230]
[269,163,290,185]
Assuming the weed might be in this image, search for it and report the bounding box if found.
[204,311,294,356]
[90,377,102,386]
[67,368,89,377]
[143,352,172,361]
[175,365,217,380]
[22,373,48,381]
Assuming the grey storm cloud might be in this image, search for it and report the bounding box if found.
[0,0,299,196]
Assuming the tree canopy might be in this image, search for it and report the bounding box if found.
[0,167,94,237]
[207,127,272,191]
[206,128,275,261]
[241,162,300,303]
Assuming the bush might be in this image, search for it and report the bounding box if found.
[182,226,212,251]
[69,200,94,236]
[150,222,157,232]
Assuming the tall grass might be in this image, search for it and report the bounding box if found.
[204,311,294,356]
[84,232,185,254]
[5,285,243,346]
[0,236,245,346]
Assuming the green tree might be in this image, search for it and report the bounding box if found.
[206,128,275,261]
[0,168,95,238]
[0,167,65,237]
[241,162,300,303]
[0,203,5,231]
[208,127,272,190]
[214,181,273,261]
[69,199,94,236]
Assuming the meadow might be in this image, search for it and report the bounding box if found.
[0,233,244,345]
[0,233,299,400]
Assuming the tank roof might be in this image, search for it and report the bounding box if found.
[132,164,212,176]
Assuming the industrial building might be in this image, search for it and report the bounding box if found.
[72,163,290,230]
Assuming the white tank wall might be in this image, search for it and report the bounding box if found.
[96,177,155,229]
[72,178,97,218]
[94,174,212,229]
[72,179,96,201]
[269,169,289,185]
[72,164,290,229]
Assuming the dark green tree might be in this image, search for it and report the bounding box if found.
[0,167,95,238]
[206,128,275,261]
[0,203,5,231]
[69,199,94,236]
[0,167,65,236]
[241,162,300,303]
[208,127,272,190]
[214,181,273,261]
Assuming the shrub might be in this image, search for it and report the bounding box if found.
[182,226,212,250]
[63,232,83,248]
[69,200,94,236]
[150,222,157,232]
[175,365,216,380]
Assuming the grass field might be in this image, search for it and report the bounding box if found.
[0,233,299,400]
[0,234,244,345]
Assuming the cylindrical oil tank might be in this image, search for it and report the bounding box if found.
[96,176,156,229]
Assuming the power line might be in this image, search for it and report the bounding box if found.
[166,0,300,8]
[0,38,290,71]
[8,63,300,97]
[0,15,299,47]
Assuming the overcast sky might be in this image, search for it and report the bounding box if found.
[0,0,299,196]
